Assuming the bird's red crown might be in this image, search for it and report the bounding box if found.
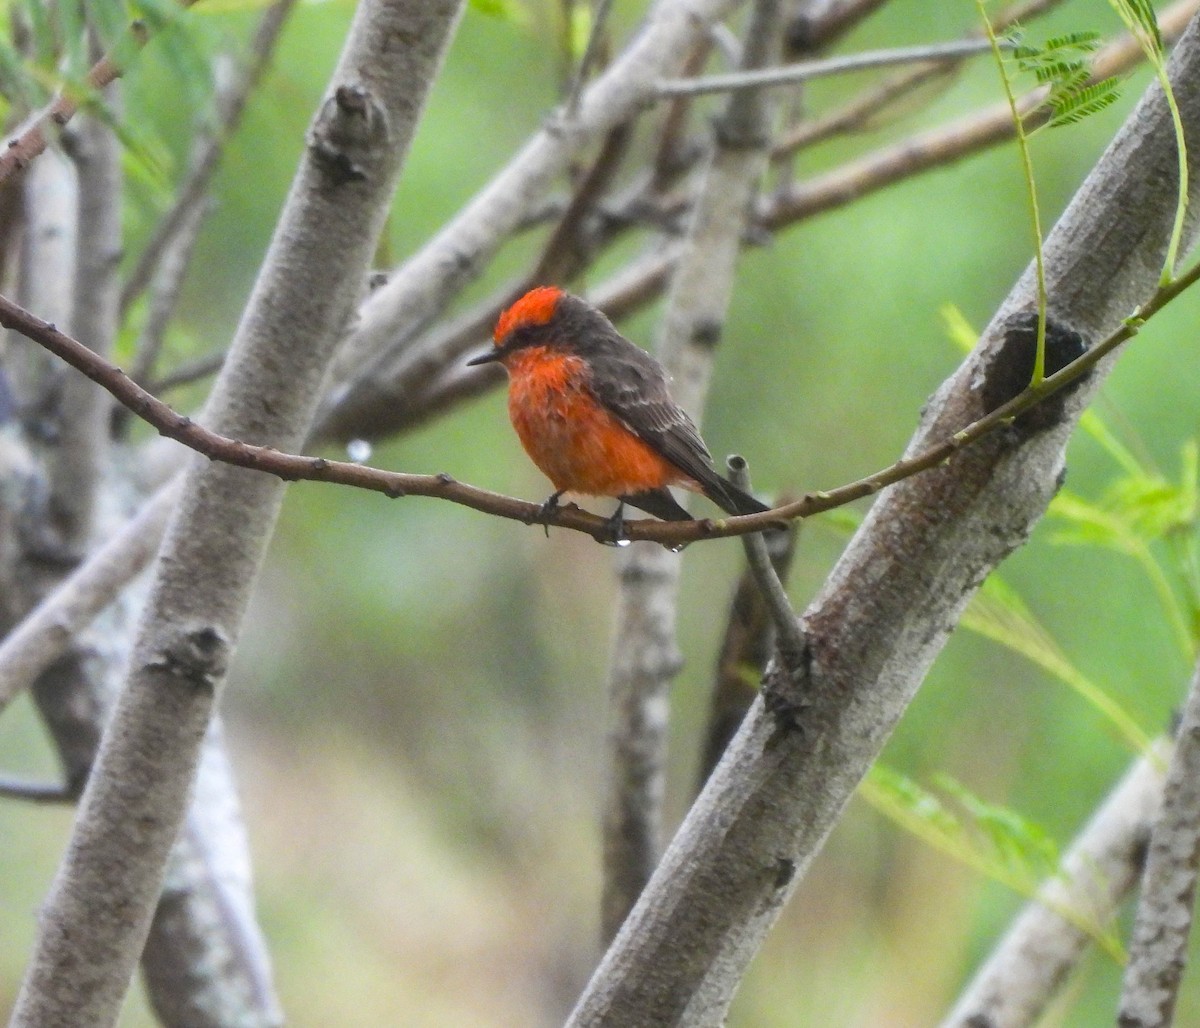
[494,286,563,343]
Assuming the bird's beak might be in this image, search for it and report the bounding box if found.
[466,348,502,367]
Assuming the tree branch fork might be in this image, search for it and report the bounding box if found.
[0,278,1189,547]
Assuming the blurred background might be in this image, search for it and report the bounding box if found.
[2,0,1198,1024]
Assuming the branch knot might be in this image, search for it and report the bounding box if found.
[308,81,391,186]
[145,622,231,694]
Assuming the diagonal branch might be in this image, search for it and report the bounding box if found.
[0,481,177,711]
[656,38,1005,98]
[8,3,466,1025]
[1118,656,1200,1027]
[0,19,150,185]
[565,10,1200,1025]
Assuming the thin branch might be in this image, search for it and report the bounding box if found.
[728,457,804,667]
[657,38,1007,98]
[120,0,298,316]
[0,20,149,186]
[566,0,617,117]
[5,244,1200,548]
[147,349,227,396]
[1118,657,1200,1028]
[0,774,75,804]
[696,491,798,788]
[125,196,212,390]
[942,741,1171,1028]
[0,480,177,713]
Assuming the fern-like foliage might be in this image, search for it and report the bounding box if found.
[859,766,1126,961]
[1010,31,1123,133]
[1110,0,1164,53]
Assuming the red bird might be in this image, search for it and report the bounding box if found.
[467,286,767,536]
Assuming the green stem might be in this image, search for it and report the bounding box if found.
[1157,61,1188,284]
[979,1,1047,383]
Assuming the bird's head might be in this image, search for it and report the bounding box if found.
[466,286,570,367]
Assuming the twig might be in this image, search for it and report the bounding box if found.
[1117,657,1200,1028]
[566,0,617,117]
[0,20,149,186]
[0,480,177,713]
[657,38,1008,98]
[125,197,213,391]
[697,491,798,788]
[728,457,804,667]
[0,774,75,803]
[147,349,227,396]
[120,0,298,316]
[942,740,1170,1028]
[532,121,633,284]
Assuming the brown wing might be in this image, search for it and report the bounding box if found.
[583,330,767,516]
[583,334,716,482]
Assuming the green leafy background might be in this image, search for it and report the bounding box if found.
[2,0,1198,1024]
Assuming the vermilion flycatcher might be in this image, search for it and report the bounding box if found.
[467,286,768,535]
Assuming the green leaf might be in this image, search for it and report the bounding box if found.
[1048,77,1122,128]
[859,766,1125,961]
[962,575,1153,752]
[1048,454,1197,661]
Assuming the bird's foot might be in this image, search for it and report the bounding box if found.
[537,491,564,537]
[602,502,629,547]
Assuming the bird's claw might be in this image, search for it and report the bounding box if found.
[537,491,563,537]
[602,503,628,547]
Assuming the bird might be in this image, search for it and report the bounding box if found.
[466,286,769,539]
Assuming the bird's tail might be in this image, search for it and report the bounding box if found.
[621,488,694,522]
[698,469,770,517]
